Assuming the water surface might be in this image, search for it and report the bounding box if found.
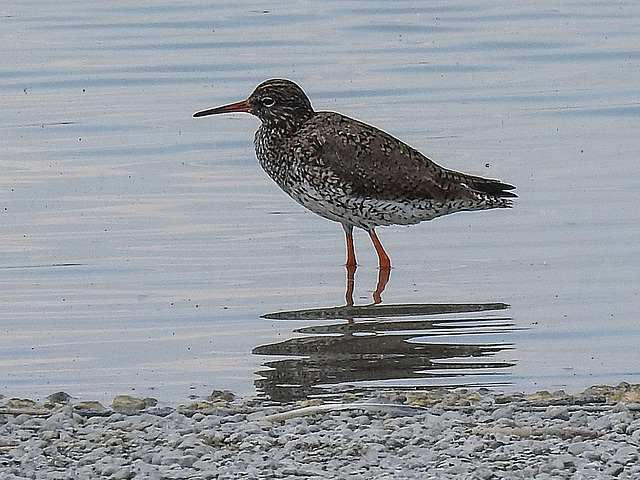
[2,0,639,404]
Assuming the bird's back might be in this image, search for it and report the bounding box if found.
[288,111,515,203]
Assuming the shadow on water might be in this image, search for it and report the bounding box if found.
[254,269,519,403]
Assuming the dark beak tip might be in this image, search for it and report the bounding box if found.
[193,109,218,118]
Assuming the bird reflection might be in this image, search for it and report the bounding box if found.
[255,301,517,403]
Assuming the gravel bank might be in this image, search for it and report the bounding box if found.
[1,384,639,479]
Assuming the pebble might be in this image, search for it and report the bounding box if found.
[0,386,639,479]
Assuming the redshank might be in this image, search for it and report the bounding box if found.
[194,79,516,270]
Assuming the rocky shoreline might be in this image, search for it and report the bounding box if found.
[1,384,639,479]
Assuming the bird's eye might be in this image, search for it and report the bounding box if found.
[261,96,276,108]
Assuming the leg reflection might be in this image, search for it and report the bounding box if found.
[345,263,357,307]
[373,267,391,304]
[344,264,392,307]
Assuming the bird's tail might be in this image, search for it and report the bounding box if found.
[454,171,517,200]
[470,177,517,199]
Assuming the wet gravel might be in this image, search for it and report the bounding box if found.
[1,385,639,479]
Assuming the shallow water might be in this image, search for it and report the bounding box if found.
[1,0,639,404]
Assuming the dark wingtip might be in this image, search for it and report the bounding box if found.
[501,183,517,198]
[475,180,517,198]
[499,186,518,198]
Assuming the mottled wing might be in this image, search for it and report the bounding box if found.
[305,112,515,202]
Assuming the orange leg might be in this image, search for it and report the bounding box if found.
[344,226,357,267]
[368,230,391,270]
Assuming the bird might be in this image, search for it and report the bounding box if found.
[193,79,515,270]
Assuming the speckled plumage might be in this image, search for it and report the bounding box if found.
[194,79,516,268]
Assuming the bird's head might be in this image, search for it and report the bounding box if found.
[193,79,315,131]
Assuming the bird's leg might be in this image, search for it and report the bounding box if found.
[343,225,357,267]
[368,230,391,270]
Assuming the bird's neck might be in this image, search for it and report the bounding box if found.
[261,110,315,138]
[254,112,315,183]
[255,124,284,162]
[254,125,290,190]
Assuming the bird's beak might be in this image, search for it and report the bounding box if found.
[193,99,252,117]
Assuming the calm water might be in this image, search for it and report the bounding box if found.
[2,0,639,405]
